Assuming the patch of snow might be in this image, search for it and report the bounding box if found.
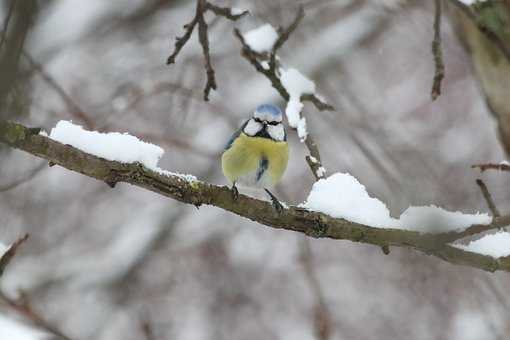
[458,0,486,4]
[301,172,401,228]
[500,160,510,166]
[451,311,492,340]
[453,232,510,258]
[316,166,326,178]
[400,206,490,233]
[38,130,48,137]
[0,242,9,258]
[231,7,247,16]
[48,121,196,181]
[243,24,278,53]
[280,68,316,142]
[301,173,491,232]
[0,314,48,340]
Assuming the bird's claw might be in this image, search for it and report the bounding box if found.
[264,189,284,215]
[231,185,239,201]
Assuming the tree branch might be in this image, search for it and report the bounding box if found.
[448,0,510,61]
[166,0,248,101]
[431,0,445,100]
[476,178,500,218]
[2,119,510,273]
[233,7,332,180]
[0,234,28,277]
[472,162,510,172]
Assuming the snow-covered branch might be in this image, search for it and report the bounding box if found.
[2,119,510,273]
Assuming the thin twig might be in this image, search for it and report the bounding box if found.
[196,0,217,101]
[299,238,332,340]
[0,0,16,51]
[233,7,332,180]
[166,0,248,101]
[269,6,305,73]
[431,0,444,100]
[476,179,500,218]
[0,234,28,277]
[0,291,73,340]
[141,321,157,340]
[472,163,510,172]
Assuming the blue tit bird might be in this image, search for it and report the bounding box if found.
[222,104,289,213]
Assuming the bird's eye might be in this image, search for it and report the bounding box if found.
[253,118,262,123]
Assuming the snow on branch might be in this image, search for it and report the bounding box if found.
[233,6,332,180]
[166,0,248,101]
[3,119,510,273]
[301,173,491,232]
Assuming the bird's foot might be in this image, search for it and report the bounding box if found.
[264,189,284,214]
[231,184,239,201]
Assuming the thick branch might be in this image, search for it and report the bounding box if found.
[2,119,510,273]
[448,0,510,61]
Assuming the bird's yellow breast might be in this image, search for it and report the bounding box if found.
[222,133,289,187]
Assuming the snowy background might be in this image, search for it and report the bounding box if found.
[1,0,510,339]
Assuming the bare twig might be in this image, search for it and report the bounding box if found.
[0,291,73,340]
[0,0,16,51]
[166,0,248,101]
[0,234,28,277]
[472,163,510,172]
[233,7,332,180]
[299,238,332,340]
[196,0,217,101]
[141,321,157,340]
[476,179,500,218]
[269,6,305,73]
[448,0,510,61]
[431,0,444,100]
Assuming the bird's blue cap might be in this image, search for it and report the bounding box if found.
[254,104,283,122]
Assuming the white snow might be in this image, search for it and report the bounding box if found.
[316,166,326,178]
[458,0,486,4]
[0,242,9,258]
[454,232,510,258]
[399,206,490,233]
[301,173,491,232]
[243,24,278,53]
[48,121,196,181]
[500,160,510,166]
[280,68,316,142]
[231,7,246,16]
[50,121,163,168]
[301,173,401,228]
[0,314,48,340]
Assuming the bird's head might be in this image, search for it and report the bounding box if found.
[243,104,286,141]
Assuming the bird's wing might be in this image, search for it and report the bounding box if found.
[224,119,249,150]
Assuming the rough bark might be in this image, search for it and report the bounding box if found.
[1,119,510,272]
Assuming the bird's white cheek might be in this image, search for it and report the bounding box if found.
[268,125,285,141]
[243,120,262,136]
